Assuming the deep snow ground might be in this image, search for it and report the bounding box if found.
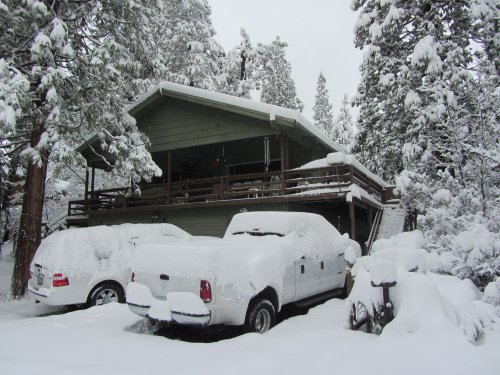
[1,242,499,375]
[0,300,499,375]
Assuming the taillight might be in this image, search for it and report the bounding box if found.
[52,273,69,287]
[200,280,212,303]
[131,272,135,282]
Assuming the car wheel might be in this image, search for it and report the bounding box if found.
[88,283,124,307]
[246,299,276,333]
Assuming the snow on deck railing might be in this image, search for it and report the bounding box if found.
[68,156,387,215]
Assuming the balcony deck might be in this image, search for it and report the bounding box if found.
[68,163,390,220]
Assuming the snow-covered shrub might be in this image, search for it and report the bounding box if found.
[371,230,424,254]
[397,168,500,289]
[482,278,500,307]
[450,225,500,288]
[347,233,498,342]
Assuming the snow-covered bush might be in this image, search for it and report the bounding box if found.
[397,169,500,289]
[482,278,500,307]
[347,232,498,342]
[449,225,500,287]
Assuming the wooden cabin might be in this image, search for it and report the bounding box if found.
[69,82,397,253]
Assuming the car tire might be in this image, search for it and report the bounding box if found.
[245,299,276,333]
[88,283,124,307]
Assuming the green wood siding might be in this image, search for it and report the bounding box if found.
[137,97,275,153]
[87,200,370,240]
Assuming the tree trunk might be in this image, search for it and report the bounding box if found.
[11,128,49,298]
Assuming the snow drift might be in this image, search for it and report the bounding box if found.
[348,231,499,342]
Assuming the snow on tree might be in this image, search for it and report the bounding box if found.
[0,1,169,297]
[217,28,257,98]
[351,0,499,288]
[257,37,304,112]
[161,0,224,90]
[312,72,334,136]
[333,94,357,153]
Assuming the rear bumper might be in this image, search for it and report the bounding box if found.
[169,310,211,326]
[28,283,83,306]
[126,282,211,327]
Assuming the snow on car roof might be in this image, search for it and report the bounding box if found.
[32,223,192,276]
[224,211,341,238]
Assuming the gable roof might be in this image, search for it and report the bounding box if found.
[126,81,345,153]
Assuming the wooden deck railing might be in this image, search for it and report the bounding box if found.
[68,163,385,217]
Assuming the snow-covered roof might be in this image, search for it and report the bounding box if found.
[126,81,345,153]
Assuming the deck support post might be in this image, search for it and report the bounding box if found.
[220,176,225,200]
[91,163,96,193]
[368,206,373,230]
[349,201,356,241]
[167,151,171,203]
[84,167,89,212]
[279,133,288,195]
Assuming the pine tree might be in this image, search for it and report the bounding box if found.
[333,94,357,153]
[351,0,499,287]
[161,0,224,90]
[218,28,257,98]
[258,37,304,111]
[312,72,334,136]
[0,1,166,297]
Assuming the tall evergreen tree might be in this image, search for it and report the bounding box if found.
[161,0,224,90]
[312,72,334,135]
[0,0,167,297]
[258,37,304,111]
[333,94,357,153]
[217,28,257,98]
[352,0,499,286]
[352,1,483,178]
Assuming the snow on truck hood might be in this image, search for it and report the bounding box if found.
[133,212,353,297]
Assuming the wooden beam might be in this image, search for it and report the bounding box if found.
[167,151,171,203]
[280,133,286,195]
[84,168,89,212]
[91,163,96,193]
[349,201,356,241]
[284,134,289,170]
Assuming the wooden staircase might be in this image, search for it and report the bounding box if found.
[366,204,406,254]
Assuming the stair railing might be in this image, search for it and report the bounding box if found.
[366,208,383,255]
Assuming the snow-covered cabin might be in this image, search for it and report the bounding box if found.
[72,82,397,252]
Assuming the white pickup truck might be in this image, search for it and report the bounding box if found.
[127,212,360,333]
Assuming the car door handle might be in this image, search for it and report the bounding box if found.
[159,274,170,281]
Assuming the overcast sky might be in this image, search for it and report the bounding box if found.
[209,0,362,121]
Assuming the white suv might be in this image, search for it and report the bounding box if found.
[28,223,192,307]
